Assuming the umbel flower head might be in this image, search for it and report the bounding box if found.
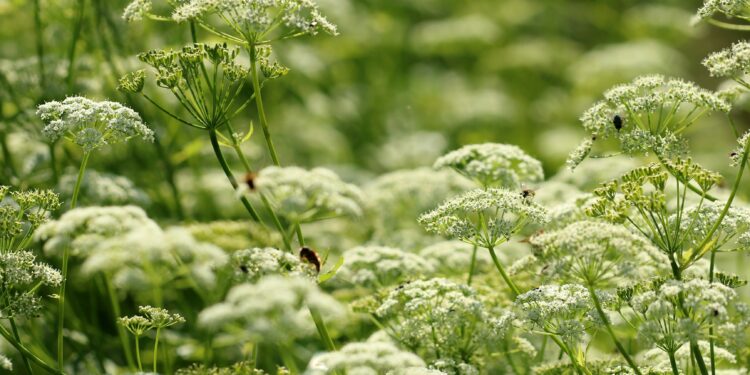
[252,166,365,223]
[530,221,668,287]
[697,0,750,20]
[231,247,315,283]
[0,186,60,251]
[119,305,185,336]
[418,188,548,248]
[434,143,544,188]
[197,275,346,344]
[703,41,750,82]
[514,284,598,346]
[373,278,511,371]
[37,96,154,152]
[169,0,338,37]
[571,75,730,167]
[334,246,434,289]
[306,341,429,375]
[0,250,62,318]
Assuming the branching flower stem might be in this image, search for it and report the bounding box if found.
[249,44,281,166]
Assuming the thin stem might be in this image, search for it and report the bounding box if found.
[295,222,305,247]
[105,276,135,371]
[65,0,86,91]
[309,307,336,351]
[669,351,680,375]
[10,318,34,375]
[57,151,90,371]
[32,0,46,89]
[0,324,61,375]
[153,328,161,374]
[249,44,280,166]
[259,193,292,251]
[587,285,643,375]
[467,245,478,286]
[135,336,143,372]
[207,129,263,222]
[487,245,520,298]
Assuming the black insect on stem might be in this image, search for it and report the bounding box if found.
[613,115,623,131]
[244,172,256,190]
[299,247,321,273]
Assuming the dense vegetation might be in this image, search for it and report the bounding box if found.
[2,0,750,374]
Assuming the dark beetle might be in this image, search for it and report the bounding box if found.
[613,115,623,131]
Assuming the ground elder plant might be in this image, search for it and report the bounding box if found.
[5,0,750,374]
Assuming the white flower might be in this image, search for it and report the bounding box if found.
[704,41,750,79]
[306,341,426,375]
[697,0,750,19]
[514,284,595,345]
[0,250,62,318]
[58,169,150,207]
[335,246,433,288]
[122,0,152,22]
[0,353,11,371]
[418,188,548,248]
[575,75,729,161]
[253,166,365,223]
[434,143,544,188]
[198,275,346,344]
[37,96,154,152]
[231,247,314,282]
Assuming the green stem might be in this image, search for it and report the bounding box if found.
[249,44,280,166]
[10,319,34,375]
[57,151,90,371]
[295,222,305,247]
[32,0,46,89]
[259,193,292,251]
[669,351,679,375]
[135,335,143,372]
[309,307,336,351]
[65,0,86,91]
[207,128,262,222]
[0,324,61,375]
[467,245,478,286]
[104,276,135,371]
[587,285,642,375]
[487,245,520,298]
[709,250,717,375]
[153,328,161,374]
[277,345,299,374]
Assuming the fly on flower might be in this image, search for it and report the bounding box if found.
[613,114,623,131]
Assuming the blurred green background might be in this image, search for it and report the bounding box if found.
[1,0,746,220]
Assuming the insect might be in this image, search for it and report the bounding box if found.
[239,265,249,273]
[613,115,623,131]
[521,188,536,199]
[299,247,321,273]
[243,172,256,190]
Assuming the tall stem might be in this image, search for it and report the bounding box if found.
[249,44,280,166]
[153,328,161,374]
[0,324,61,375]
[10,319,33,375]
[57,151,90,371]
[65,0,86,91]
[587,285,642,375]
[668,351,679,375]
[467,245,478,286]
[487,245,520,298]
[309,307,336,351]
[135,336,143,372]
[207,129,262,222]
[104,276,135,370]
[32,0,46,89]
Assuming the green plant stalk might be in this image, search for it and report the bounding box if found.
[668,351,679,375]
[309,307,336,351]
[57,151,90,371]
[586,285,642,375]
[65,0,86,91]
[10,318,34,375]
[547,334,591,375]
[104,277,136,370]
[153,328,161,374]
[32,0,46,89]
[487,245,520,298]
[249,44,280,166]
[135,335,143,372]
[467,245,478,286]
[278,345,299,374]
[0,324,61,375]
[207,128,262,222]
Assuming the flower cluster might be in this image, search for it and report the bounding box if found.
[374,278,511,371]
[120,305,186,334]
[627,278,736,354]
[198,275,346,344]
[37,96,154,151]
[703,41,750,80]
[252,166,365,223]
[335,246,434,289]
[514,284,597,345]
[306,341,429,375]
[0,250,62,318]
[434,143,544,188]
[697,0,750,19]
[169,0,338,36]
[134,44,249,129]
[231,247,314,283]
[122,0,152,22]
[0,186,60,251]
[418,188,548,248]
[673,201,750,253]
[530,221,668,287]
[574,75,729,162]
